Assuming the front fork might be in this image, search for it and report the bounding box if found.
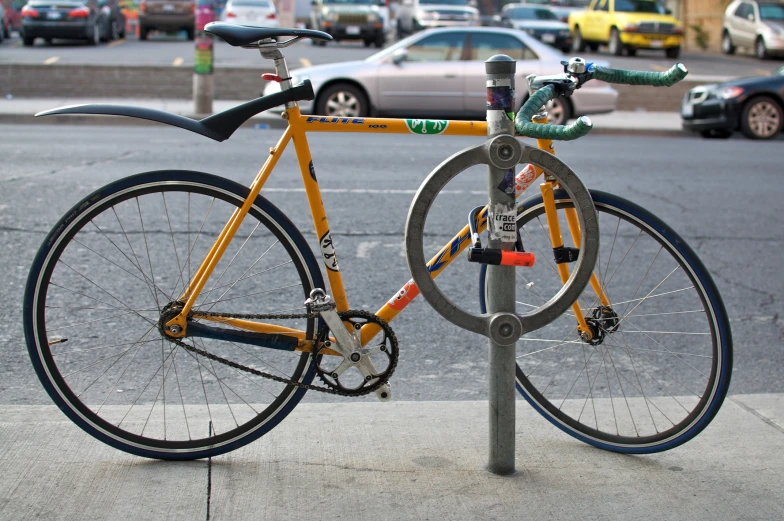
[532,116,610,341]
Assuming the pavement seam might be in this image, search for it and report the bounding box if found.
[728,396,784,435]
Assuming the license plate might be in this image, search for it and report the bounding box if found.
[47,11,62,19]
[649,40,664,48]
[163,4,175,11]
[346,25,360,35]
[681,103,694,117]
[541,33,556,43]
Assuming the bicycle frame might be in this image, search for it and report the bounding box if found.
[165,100,609,350]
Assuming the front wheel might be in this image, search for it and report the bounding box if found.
[24,171,325,460]
[479,190,732,454]
[756,37,768,60]
[740,95,783,139]
[721,31,735,55]
[572,27,585,52]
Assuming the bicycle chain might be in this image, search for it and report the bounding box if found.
[162,308,397,397]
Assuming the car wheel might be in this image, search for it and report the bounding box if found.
[721,30,735,55]
[665,46,680,59]
[626,47,637,56]
[740,96,783,139]
[139,25,149,40]
[588,43,599,51]
[110,19,119,41]
[572,27,585,52]
[316,83,369,118]
[374,35,384,48]
[87,21,100,45]
[363,39,372,47]
[755,37,768,60]
[23,35,35,46]
[546,97,571,126]
[609,28,623,56]
[700,129,732,139]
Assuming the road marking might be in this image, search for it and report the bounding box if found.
[43,56,60,65]
[107,39,125,48]
[650,64,667,72]
[299,57,312,67]
[262,187,487,195]
[173,57,184,67]
[755,68,771,76]
[357,241,381,258]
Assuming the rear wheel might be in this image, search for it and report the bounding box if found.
[479,190,732,453]
[756,37,768,60]
[24,171,324,460]
[721,31,735,55]
[316,83,369,118]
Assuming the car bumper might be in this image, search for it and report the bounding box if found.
[571,83,619,117]
[620,32,683,49]
[22,20,89,38]
[321,23,383,39]
[138,14,194,30]
[681,96,739,132]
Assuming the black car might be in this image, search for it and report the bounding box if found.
[20,0,121,45]
[682,65,784,140]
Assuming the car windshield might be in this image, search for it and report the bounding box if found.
[760,3,784,20]
[421,0,472,5]
[507,6,558,19]
[232,0,272,5]
[614,0,664,13]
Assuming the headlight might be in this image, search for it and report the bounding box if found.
[368,12,379,22]
[712,86,744,99]
[623,23,639,32]
[325,11,338,22]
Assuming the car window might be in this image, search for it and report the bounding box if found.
[733,3,747,17]
[614,0,664,14]
[596,0,609,12]
[406,32,466,62]
[508,7,558,20]
[469,32,537,61]
[760,3,784,20]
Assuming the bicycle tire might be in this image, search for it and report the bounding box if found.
[479,190,732,453]
[24,170,325,460]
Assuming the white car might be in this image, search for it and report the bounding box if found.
[222,0,281,28]
[264,26,618,125]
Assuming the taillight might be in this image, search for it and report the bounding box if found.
[21,5,40,17]
[226,10,236,17]
[69,7,90,18]
[267,13,276,19]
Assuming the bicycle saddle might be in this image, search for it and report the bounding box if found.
[204,22,332,47]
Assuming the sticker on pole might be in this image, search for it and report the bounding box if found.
[489,204,517,242]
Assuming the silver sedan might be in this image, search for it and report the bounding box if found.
[264,26,618,125]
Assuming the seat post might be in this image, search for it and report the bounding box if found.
[259,44,295,109]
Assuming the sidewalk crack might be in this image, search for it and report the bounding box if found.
[728,397,784,435]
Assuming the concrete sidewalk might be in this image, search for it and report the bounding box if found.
[1,395,782,520]
[0,97,687,136]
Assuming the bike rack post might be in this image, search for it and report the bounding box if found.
[484,55,518,475]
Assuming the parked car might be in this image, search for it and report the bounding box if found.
[568,0,684,57]
[20,0,115,45]
[309,0,386,47]
[722,0,784,59]
[509,0,590,23]
[262,26,618,125]
[497,3,572,53]
[221,0,279,27]
[396,0,479,37]
[681,65,784,140]
[138,0,195,40]
[98,0,125,41]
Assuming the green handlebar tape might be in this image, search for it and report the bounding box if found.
[591,63,688,87]
[514,85,593,141]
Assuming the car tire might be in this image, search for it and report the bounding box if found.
[626,47,637,56]
[186,28,194,41]
[755,37,768,60]
[316,83,369,118]
[139,25,149,40]
[547,96,571,126]
[23,35,35,46]
[665,46,680,59]
[609,28,623,56]
[721,30,735,55]
[374,35,384,48]
[87,21,100,45]
[740,96,783,140]
[572,27,586,52]
[363,39,372,47]
[700,129,732,139]
[110,19,120,41]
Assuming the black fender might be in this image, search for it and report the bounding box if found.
[35,80,315,142]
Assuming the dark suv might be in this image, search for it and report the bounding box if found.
[138,0,194,40]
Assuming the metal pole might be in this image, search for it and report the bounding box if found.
[193,0,215,116]
[485,55,517,476]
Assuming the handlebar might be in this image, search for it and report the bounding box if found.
[514,62,688,141]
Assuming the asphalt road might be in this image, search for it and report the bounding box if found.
[1,124,782,408]
[0,30,781,78]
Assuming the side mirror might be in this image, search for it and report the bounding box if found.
[392,48,407,65]
[747,13,754,21]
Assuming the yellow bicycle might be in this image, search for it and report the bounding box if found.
[23,23,732,460]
